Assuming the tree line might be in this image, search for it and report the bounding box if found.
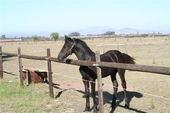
[3,31,166,41]
[0,32,81,41]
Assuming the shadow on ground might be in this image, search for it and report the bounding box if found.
[103,91,146,113]
[53,83,146,113]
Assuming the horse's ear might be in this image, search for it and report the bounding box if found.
[64,35,73,43]
[65,35,70,39]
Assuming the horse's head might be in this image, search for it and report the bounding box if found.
[57,35,75,61]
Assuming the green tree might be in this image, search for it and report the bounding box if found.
[31,35,40,41]
[69,32,80,37]
[50,32,59,41]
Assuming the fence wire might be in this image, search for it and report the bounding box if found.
[2,67,170,101]
[52,72,170,101]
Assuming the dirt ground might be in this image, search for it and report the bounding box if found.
[1,36,170,113]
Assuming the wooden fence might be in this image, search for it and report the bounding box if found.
[0,46,170,113]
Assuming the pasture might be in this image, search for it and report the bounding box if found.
[0,36,170,113]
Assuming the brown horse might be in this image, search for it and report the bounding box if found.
[57,35,135,113]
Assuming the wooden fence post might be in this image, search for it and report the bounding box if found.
[47,48,54,98]
[0,46,3,79]
[18,47,24,86]
[95,51,104,113]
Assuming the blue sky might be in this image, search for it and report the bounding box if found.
[0,0,169,37]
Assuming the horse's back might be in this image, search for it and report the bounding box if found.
[100,50,123,63]
[80,50,135,79]
[101,50,135,64]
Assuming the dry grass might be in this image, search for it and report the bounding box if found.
[0,36,170,113]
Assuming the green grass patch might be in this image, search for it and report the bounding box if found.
[0,80,80,113]
[0,80,31,98]
[0,80,54,113]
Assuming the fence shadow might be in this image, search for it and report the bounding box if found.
[53,85,146,113]
[3,71,18,76]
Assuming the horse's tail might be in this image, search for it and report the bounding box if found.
[122,53,135,64]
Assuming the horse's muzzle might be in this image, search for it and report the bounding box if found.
[57,56,63,62]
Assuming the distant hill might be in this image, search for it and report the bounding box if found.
[116,28,139,34]
[79,26,115,35]
[78,26,162,35]
[78,26,141,35]
[2,26,168,37]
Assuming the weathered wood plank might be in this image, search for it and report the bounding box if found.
[0,47,3,79]
[21,54,46,60]
[50,58,170,75]
[47,48,54,98]
[18,48,24,86]
[96,51,104,113]
[2,52,17,57]
[1,52,170,75]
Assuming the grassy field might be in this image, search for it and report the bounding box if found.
[0,36,170,113]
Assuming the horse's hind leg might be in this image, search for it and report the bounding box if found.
[118,69,129,108]
[110,71,118,108]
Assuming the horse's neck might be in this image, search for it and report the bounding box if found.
[74,44,95,61]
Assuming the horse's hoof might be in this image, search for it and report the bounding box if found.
[93,109,98,113]
[84,107,90,112]
[93,106,98,113]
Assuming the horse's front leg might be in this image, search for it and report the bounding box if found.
[83,80,90,111]
[118,69,129,108]
[91,81,98,113]
[110,71,118,108]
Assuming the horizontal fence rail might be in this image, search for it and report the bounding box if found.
[2,52,17,57]
[53,59,170,75]
[1,52,170,75]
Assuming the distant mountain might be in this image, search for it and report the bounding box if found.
[78,26,144,35]
[116,28,139,34]
[3,26,167,38]
[79,26,115,35]
[78,27,159,35]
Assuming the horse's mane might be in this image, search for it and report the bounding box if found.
[73,38,87,46]
[73,38,94,54]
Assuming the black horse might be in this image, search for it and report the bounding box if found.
[57,35,135,113]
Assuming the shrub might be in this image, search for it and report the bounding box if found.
[31,35,40,41]
[69,32,80,37]
[50,32,59,41]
